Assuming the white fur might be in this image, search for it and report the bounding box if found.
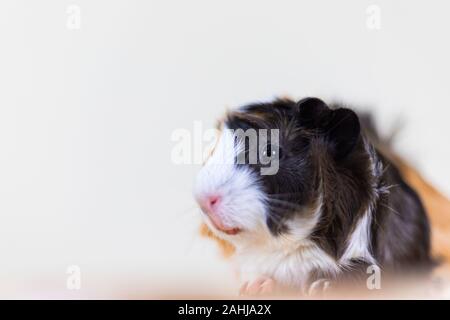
[234,195,340,291]
[194,127,267,233]
[236,239,340,291]
[340,205,376,266]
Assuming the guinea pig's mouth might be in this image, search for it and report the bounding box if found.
[201,210,242,235]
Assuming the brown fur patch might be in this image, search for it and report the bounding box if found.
[199,223,235,258]
[394,157,450,276]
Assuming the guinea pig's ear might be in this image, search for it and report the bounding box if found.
[296,97,331,127]
[323,108,361,160]
[296,98,360,160]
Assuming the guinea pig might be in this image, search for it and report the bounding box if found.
[194,97,434,295]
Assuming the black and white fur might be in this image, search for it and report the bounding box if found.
[194,97,433,293]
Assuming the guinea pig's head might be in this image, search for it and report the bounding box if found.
[194,97,361,246]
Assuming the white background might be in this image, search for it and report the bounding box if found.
[0,0,448,298]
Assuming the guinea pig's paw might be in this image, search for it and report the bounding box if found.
[307,278,332,297]
[239,276,276,296]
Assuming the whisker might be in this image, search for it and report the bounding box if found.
[266,206,290,217]
[266,198,304,211]
[382,184,399,190]
[379,202,401,217]
[266,214,291,236]
[267,192,303,197]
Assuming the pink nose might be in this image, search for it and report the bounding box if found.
[198,194,220,214]
[197,194,241,235]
